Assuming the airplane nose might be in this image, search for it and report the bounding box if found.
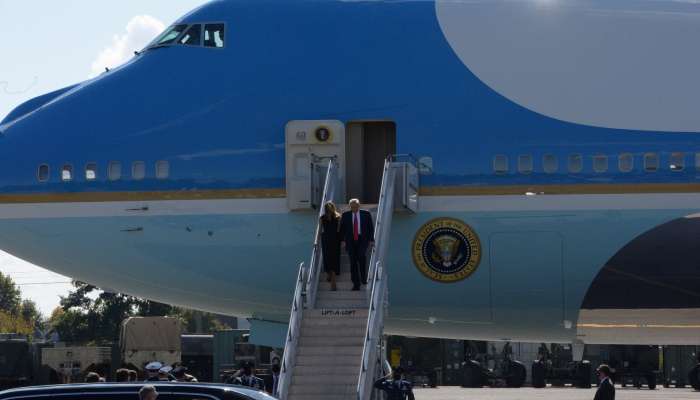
[1,83,81,135]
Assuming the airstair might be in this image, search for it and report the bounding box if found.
[278,156,420,400]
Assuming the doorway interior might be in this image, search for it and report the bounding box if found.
[345,121,396,204]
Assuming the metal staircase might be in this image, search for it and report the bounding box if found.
[278,156,420,400]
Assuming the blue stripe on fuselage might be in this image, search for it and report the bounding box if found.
[1,0,700,195]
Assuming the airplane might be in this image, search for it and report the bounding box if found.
[2,0,700,357]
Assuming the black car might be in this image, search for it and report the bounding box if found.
[0,382,274,400]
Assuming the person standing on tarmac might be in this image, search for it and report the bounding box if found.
[227,361,266,391]
[144,362,163,382]
[374,367,415,400]
[594,364,615,400]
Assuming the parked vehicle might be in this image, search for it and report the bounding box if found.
[0,383,274,400]
[120,317,182,372]
[0,337,31,389]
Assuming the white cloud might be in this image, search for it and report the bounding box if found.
[89,15,165,77]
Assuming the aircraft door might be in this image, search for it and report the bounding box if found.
[285,120,345,210]
[393,161,419,213]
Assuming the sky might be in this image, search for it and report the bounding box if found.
[0,0,208,315]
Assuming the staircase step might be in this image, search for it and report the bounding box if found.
[302,318,367,329]
[288,395,353,400]
[293,365,359,376]
[297,354,360,366]
[292,373,357,386]
[297,345,364,356]
[289,383,355,395]
[299,336,364,347]
[317,290,368,300]
[316,300,368,309]
[301,325,367,337]
[318,281,362,291]
[324,273,357,283]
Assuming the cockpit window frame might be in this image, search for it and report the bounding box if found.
[203,22,226,49]
[148,23,190,49]
[144,22,227,51]
[178,24,203,47]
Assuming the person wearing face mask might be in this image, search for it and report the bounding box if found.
[594,364,615,400]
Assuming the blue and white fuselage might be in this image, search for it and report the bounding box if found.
[2,0,700,345]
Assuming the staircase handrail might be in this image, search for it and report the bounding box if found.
[306,158,338,308]
[278,158,337,400]
[277,261,307,400]
[357,158,397,400]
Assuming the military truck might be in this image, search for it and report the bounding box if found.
[0,335,32,389]
[119,317,182,373]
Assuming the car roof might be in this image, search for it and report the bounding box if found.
[0,382,271,399]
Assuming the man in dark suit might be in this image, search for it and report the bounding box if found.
[340,199,374,290]
[594,364,615,400]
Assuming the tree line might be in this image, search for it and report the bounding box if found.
[1,272,231,344]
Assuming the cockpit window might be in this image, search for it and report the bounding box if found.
[145,23,224,51]
[154,24,188,46]
[204,24,225,48]
[179,24,202,46]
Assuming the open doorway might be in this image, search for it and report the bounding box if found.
[345,121,396,204]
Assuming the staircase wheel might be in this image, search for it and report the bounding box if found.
[690,364,700,391]
[505,360,526,388]
[531,360,546,388]
[462,360,484,388]
[647,373,656,390]
[574,361,592,389]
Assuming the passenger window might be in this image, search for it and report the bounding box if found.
[155,24,188,46]
[108,161,122,181]
[568,154,582,173]
[38,164,50,182]
[644,153,659,172]
[493,155,508,174]
[156,160,170,179]
[593,155,608,173]
[204,24,225,48]
[85,163,97,180]
[132,161,146,180]
[618,153,633,172]
[61,164,73,181]
[179,24,202,46]
[670,152,684,171]
[518,155,533,174]
[543,154,557,173]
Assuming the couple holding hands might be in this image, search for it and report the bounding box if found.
[320,199,374,291]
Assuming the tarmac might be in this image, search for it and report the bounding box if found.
[414,386,700,399]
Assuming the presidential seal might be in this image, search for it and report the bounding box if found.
[412,218,481,283]
[314,126,331,142]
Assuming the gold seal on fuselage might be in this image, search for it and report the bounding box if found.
[314,126,332,143]
[412,218,481,283]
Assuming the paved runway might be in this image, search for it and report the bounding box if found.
[415,386,700,399]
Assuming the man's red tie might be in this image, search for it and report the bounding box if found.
[353,212,359,241]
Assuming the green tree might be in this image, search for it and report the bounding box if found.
[171,308,232,334]
[49,307,91,343]
[0,272,21,313]
[53,281,176,344]
[20,299,40,323]
[51,281,233,344]
[0,310,32,335]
